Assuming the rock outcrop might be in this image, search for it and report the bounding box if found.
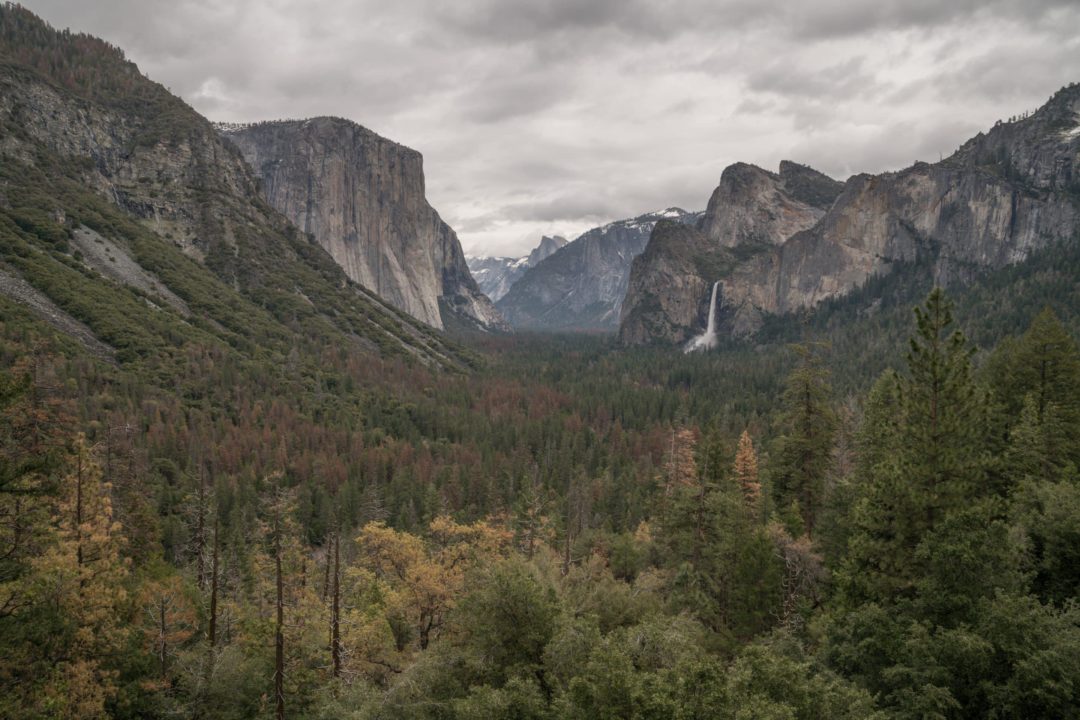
[620,85,1080,345]
[219,118,507,332]
[701,161,842,249]
[467,235,567,302]
[497,209,701,331]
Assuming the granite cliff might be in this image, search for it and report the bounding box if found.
[219,118,507,332]
[620,85,1080,345]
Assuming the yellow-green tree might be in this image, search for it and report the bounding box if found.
[357,517,510,653]
[31,436,130,718]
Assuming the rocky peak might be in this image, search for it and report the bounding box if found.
[219,117,508,332]
[946,82,1080,193]
[778,160,847,209]
[700,161,841,249]
[466,235,569,303]
[0,6,470,367]
[527,235,568,266]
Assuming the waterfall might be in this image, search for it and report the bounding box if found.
[684,281,720,353]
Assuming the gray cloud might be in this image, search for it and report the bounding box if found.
[20,0,1080,256]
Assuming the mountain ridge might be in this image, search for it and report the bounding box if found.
[620,86,1080,345]
[0,4,471,368]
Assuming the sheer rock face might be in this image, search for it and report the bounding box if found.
[467,235,567,302]
[496,209,701,331]
[220,118,507,331]
[620,84,1080,345]
[527,235,569,266]
[620,162,841,345]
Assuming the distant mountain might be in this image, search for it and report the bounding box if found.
[620,86,1080,345]
[218,118,508,332]
[467,235,567,302]
[496,209,702,331]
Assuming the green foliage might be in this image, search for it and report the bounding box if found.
[1011,477,1080,605]
[455,558,559,686]
[660,442,784,643]
[769,344,837,537]
[840,290,991,606]
[2,10,1080,715]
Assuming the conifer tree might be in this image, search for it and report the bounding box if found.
[32,436,129,718]
[770,344,837,537]
[841,289,987,604]
[898,288,985,526]
[990,307,1080,425]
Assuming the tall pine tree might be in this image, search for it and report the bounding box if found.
[770,344,837,538]
[840,289,988,605]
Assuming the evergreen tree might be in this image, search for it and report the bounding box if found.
[16,437,131,719]
[988,307,1080,435]
[900,288,986,520]
[661,433,782,643]
[770,344,837,537]
[840,289,987,605]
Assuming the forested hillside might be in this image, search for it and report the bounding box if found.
[4,261,1080,718]
[2,4,1080,719]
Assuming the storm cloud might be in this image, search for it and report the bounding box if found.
[21,0,1080,256]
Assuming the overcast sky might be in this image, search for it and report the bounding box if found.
[23,0,1080,257]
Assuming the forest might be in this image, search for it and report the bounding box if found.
[1,5,1079,717]
[2,283,1079,719]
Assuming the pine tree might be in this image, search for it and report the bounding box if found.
[988,306,1080,471]
[770,344,837,537]
[661,432,783,641]
[138,574,196,684]
[840,289,987,605]
[31,436,129,718]
[990,307,1080,423]
[898,288,986,527]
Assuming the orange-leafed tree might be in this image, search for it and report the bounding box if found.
[733,430,761,515]
[31,436,130,718]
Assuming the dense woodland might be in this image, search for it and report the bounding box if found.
[2,4,1080,717]
[2,283,1080,719]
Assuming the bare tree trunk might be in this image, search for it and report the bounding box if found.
[195,465,207,588]
[331,531,341,678]
[208,516,219,648]
[275,531,285,720]
[159,596,168,679]
[562,526,571,577]
[322,533,332,602]
[75,448,84,569]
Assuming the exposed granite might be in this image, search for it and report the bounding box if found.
[219,118,508,332]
